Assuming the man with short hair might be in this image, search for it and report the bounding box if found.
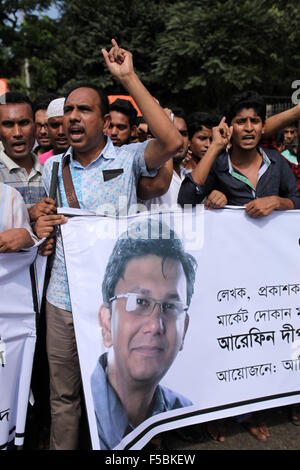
[34,39,183,450]
[33,93,58,156]
[186,111,219,169]
[106,98,137,146]
[178,91,300,217]
[91,219,197,449]
[179,90,300,442]
[283,122,298,149]
[0,92,56,223]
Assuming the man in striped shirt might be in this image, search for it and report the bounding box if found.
[0,92,56,222]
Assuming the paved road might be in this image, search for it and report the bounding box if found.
[21,403,300,451]
[164,406,300,450]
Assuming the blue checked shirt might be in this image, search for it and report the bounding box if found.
[43,137,157,311]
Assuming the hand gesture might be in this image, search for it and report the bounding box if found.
[211,117,232,151]
[181,147,193,167]
[102,39,134,80]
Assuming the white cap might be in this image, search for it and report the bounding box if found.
[47,97,65,119]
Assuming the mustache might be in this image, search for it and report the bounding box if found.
[68,125,85,132]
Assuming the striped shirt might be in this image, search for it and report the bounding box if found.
[0,182,36,238]
[0,148,46,208]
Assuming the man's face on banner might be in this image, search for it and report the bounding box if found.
[101,255,189,388]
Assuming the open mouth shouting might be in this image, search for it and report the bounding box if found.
[68,126,85,142]
[12,141,27,153]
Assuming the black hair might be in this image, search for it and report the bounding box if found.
[136,116,146,125]
[164,105,187,124]
[172,106,187,123]
[109,98,138,127]
[225,90,266,125]
[186,111,218,140]
[0,91,34,117]
[284,122,298,129]
[33,93,59,114]
[102,219,197,308]
[275,130,285,146]
[64,82,109,118]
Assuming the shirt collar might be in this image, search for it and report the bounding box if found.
[0,147,42,174]
[225,145,271,173]
[61,137,117,168]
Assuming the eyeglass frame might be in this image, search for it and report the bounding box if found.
[109,292,188,319]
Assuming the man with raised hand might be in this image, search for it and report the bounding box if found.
[178,91,300,217]
[35,39,183,450]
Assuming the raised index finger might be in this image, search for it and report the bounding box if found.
[218,116,226,126]
[111,38,119,48]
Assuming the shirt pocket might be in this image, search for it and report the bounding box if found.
[102,169,124,182]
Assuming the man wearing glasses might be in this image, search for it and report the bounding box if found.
[91,220,197,449]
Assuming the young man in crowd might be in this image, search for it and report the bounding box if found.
[0,92,56,225]
[178,90,300,442]
[106,97,138,146]
[178,90,300,217]
[186,111,218,169]
[282,122,298,149]
[33,93,58,157]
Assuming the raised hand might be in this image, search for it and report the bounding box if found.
[211,117,233,151]
[102,39,134,80]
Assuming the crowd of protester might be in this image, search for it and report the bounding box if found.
[1,39,300,450]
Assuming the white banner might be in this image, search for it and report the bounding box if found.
[0,248,46,449]
[61,207,300,450]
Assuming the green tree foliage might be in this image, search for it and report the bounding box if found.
[51,0,172,97]
[0,0,55,95]
[2,0,300,113]
[152,0,300,112]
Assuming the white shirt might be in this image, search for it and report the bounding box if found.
[140,166,191,211]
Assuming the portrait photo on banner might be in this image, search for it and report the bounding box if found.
[62,212,206,450]
[62,208,300,450]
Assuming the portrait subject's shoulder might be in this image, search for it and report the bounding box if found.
[159,384,193,410]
